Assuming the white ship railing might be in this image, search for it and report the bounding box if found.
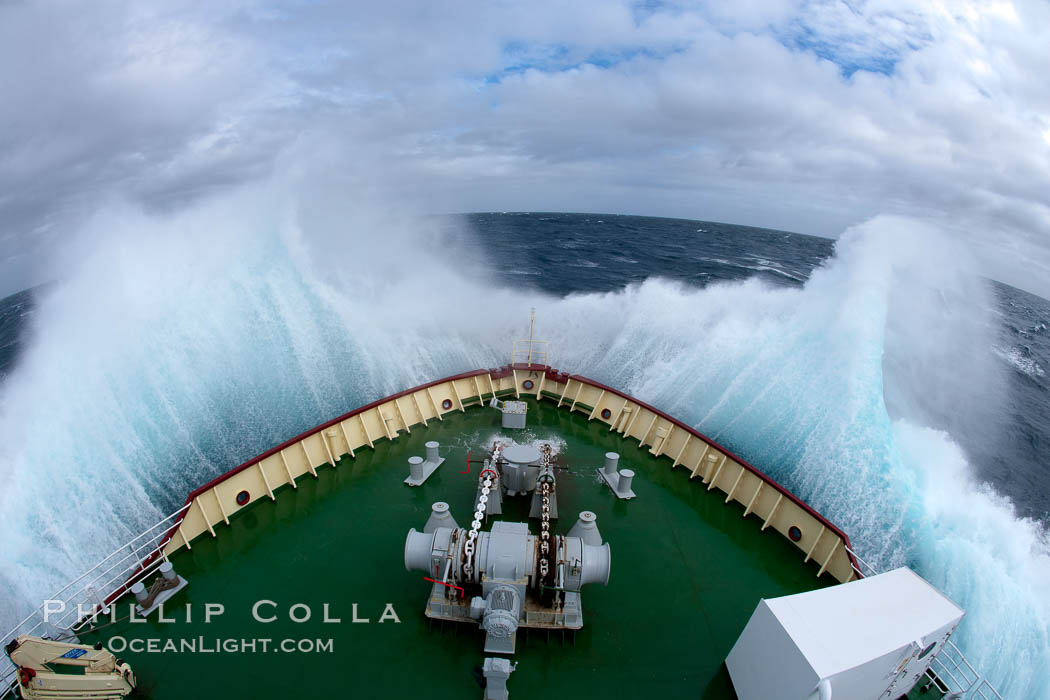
[844,546,1004,700]
[511,308,549,366]
[927,640,1005,700]
[511,340,548,365]
[1,503,190,694]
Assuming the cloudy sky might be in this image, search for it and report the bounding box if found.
[1,0,1048,298]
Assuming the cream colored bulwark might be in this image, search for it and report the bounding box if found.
[162,373,494,557]
[164,367,857,584]
[531,370,856,584]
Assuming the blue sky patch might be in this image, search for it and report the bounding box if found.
[481,42,682,85]
[786,30,900,77]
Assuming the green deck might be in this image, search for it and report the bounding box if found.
[78,400,837,699]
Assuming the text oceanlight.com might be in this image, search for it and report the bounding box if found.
[106,637,335,654]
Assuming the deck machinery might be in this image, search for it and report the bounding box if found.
[404,438,612,699]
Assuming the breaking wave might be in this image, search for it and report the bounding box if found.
[0,183,1046,696]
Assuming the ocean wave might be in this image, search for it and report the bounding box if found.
[1017,321,1048,337]
[0,195,1044,696]
[994,345,1046,379]
[699,256,805,282]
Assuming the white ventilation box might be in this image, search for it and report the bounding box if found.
[726,568,963,700]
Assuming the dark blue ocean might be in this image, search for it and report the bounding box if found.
[0,213,1047,696]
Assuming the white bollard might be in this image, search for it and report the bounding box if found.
[131,581,148,605]
[409,456,424,481]
[604,452,620,476]
[425,441,440,463]
[618,469,635,493]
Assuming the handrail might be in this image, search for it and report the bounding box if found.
[31,503,189,612]
[0,503,189,661]
[924,640,1003,699]
[843,545,879,578]
[54,538,171,631]
[842,548,1002,699]
[48,506,188,626]
[972,679,1005,700]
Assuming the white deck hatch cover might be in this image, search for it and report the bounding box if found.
[726,568,964,700]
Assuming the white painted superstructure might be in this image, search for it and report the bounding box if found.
[727,568,964,700]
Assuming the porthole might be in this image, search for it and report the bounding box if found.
[918,642,937,660]
[523,380,534,390]
[236,490,250,506]
[601,408,612,419]
[788,526,802,542]
[441,398,453,410]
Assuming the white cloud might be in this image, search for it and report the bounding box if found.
[0,0,1048,296]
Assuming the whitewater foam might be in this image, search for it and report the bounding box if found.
[995,345,1047,379]
[0,198,1046,696]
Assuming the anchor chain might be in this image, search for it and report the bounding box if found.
[538,444,553,581]
[464,442,503,579]
[463,476,492,579]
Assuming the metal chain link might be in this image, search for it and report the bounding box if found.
[538,444,553,579]
[464,441,502,578]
